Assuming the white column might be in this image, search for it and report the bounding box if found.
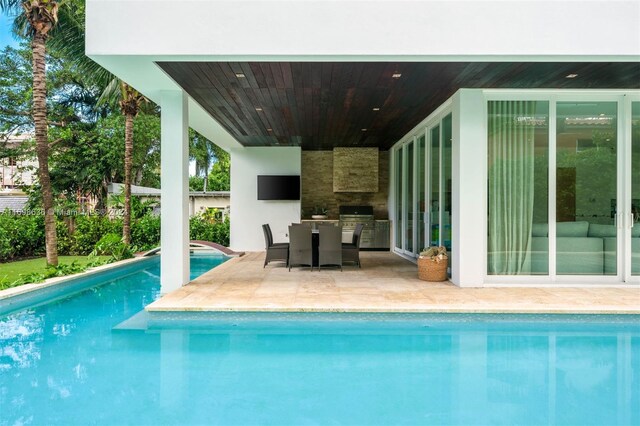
[452,89,486,287]
[161,90,190,293]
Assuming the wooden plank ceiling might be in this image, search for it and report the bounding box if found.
[157,62,640,150]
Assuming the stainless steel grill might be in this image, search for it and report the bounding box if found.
[339,206,375,248]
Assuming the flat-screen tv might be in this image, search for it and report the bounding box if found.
[257,175,300,200]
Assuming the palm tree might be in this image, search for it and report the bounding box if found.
[189,131,218,192]
[118,82,145,245]
[42,1,144,245]
[1,0,62,266]
[98,78,146,244]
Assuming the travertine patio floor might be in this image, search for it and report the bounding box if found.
[146,252,640,314]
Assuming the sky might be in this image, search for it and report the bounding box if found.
[1,10,19,49]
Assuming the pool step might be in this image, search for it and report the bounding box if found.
[112,310,150,331]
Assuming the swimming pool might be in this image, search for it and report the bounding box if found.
[1,254,638,425]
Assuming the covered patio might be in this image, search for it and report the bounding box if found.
[146,252,639,314]
[85,0,640,292]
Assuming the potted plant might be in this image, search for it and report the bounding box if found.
[417,246,448,281]
[311,205,329,220]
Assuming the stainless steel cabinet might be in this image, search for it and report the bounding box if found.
[374,221,390,249]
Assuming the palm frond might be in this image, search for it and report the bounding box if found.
[47,0,114,87]
[97,77,122,109]
[0,0,22,12]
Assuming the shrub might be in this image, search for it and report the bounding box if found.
[91,233,133,261]
[0,210,231,262]
[56,219,73,255]
[189,215,230,247]
[131,214,161,251]
[0,212,45,260]
[0,233,11,260]
[72,215,122,255]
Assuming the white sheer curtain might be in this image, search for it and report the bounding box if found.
[488,101,536,275]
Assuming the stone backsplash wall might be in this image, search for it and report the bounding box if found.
[333,147,378,192]
[301,150,389,219]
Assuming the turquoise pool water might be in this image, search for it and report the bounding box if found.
[1,255,638,426]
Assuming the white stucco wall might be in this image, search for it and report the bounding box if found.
[230,147,302,251]
[87,1,640,59]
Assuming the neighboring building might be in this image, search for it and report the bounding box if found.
[187,191,230,220]
[1,134,36,213]
[1,133,37,191]
[85,0,640,291]
[0,192,28,213]
[108,182,230,219]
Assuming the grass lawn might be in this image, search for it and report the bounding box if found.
[0,256,111,290]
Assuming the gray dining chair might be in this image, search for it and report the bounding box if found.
[290,222,312,228]
[288,224,313,271]
[262,224,289,268]
[318,224,342,271]
[342,223,364,267]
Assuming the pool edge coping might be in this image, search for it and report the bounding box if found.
[145,306,640,315]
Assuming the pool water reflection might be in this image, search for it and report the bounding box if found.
[0,254,638,425]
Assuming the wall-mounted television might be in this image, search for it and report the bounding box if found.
[257,175,300,200]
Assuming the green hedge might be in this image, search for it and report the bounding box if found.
[72,215,123,254]
[0,213,45,260]
[131,214,161,251]
[190,216,230,247]
[0,212,230,261]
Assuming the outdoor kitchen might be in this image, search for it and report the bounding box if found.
[300,147,390,250]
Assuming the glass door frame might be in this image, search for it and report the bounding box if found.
[419,129,428,255]
[401,138,418,257]
[426,123,443,249]
[484,90,634,285]
[393,144,403,252]
[624,95,640,283]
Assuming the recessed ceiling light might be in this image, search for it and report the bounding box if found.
[392,73,402,79]
[235,73,246,78]
[372,107,380,111]
[565,73,578,78]
[361,128,368,132]
[255,107,263,111]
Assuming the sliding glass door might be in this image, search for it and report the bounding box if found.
[486,96,640,282]
[556,102,618,276]
[426,117,453,270]
[488,101,549,275]
[394,147,403,251]
[631,102,640,277]
[417,134,426,252]
[429,126,440,248]
[405,142,414,254]
[442,115,453,263]
[393,112,453,263]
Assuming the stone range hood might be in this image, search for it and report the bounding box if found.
[332,148,379,193]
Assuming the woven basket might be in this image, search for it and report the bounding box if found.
[417,256,448,282]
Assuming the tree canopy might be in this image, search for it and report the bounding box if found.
[0,41,229,207]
